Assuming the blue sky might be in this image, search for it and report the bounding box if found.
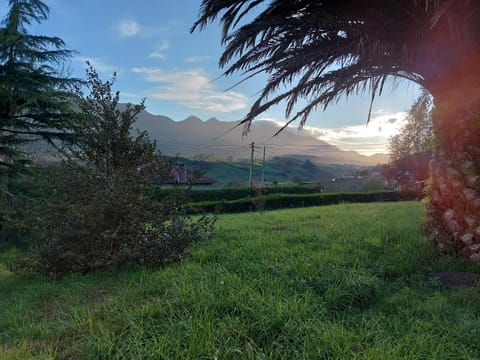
[15,0,421,155]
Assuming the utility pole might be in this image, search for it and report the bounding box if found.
[261,146,266,188]
[249,142,254,188]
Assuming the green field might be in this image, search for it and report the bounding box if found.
[182,157,359,188]
[2,202,480,359]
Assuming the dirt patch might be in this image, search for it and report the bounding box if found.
[431,272,480,288]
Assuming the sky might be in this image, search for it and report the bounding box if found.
[9,0,422,156]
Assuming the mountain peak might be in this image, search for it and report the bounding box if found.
[183,115,203,123]
[132,108,388,165]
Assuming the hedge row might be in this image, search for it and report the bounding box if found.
[190,191,418,214]
[150,185,326,203]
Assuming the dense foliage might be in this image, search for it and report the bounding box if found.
[70,64,158,179]
[20,66,215,277]
[153,185,326,203]
[0,0,76,184]
[0,2,214,278]
[385,92,434,195]
[389,92,434,162]
[0,0,78,248]
[30,165,214,276]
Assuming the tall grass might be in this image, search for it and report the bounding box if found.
[1,202,480,359]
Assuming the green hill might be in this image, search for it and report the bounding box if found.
[178,156,359,186]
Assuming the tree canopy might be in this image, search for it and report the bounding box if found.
[0,0,77,181]
[71,64,156,180]
[385,91,434,194]
[388,91,434,162]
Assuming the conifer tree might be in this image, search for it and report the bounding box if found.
[0,0,76,185]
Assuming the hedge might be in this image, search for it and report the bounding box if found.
[189,191,418,214]
[150,185,326,203]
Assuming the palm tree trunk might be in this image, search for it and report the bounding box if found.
[426,90,480,259]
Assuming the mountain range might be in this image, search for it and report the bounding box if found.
[132,109,389,166]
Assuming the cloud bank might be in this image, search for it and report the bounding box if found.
[307,112,407,155]
[132,67,249,113]
[256,111,408,156]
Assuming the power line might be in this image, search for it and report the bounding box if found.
[222,148,251,159]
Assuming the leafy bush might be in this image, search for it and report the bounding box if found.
[14,65,215,277]
[0,174,40,251]
[28,165,214,276]
[0,192,19,250]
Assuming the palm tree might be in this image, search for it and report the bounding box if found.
[192,0,480,259]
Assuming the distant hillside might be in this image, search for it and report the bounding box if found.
[177,157,360,187]
[131,108,389,166]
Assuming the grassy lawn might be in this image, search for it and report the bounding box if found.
[1,201,480,359]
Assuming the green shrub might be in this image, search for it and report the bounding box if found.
[0,174,40,251]
[26,165,215,277]
[0,192,20,250]
[153,185,332,203]
[12,65,215,277]
[191,191,417,214]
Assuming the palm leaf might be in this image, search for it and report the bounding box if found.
[193,0,479,131]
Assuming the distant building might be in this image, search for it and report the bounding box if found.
[164,163,217,188]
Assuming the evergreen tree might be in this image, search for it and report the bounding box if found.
[0,0,76,185]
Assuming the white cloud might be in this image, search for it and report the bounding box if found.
[116,19,141,37]
[255,115,287,127]
[149,40,169,59]
[253,112,408,155]
[132,67,249,113]
[307,112,408,155]
[149,52,166,60]
[119,92,145,104]
[73,56,119,75]
[114,19,168,39]
[185,55,213,63]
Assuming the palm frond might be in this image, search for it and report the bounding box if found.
[194,0,480,131]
